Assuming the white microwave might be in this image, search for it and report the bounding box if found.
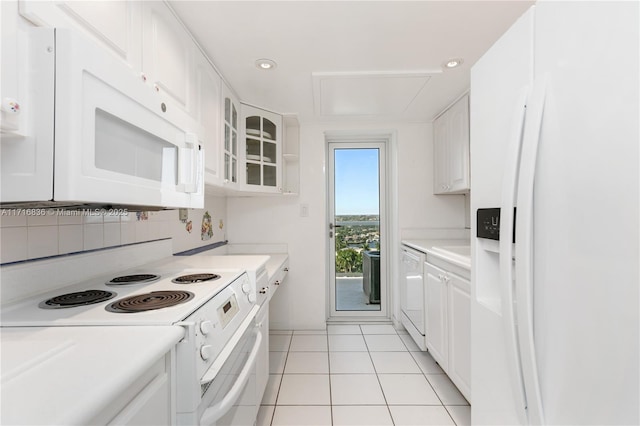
[0,28,204,209]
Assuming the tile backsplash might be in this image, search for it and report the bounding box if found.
[0,195,227,264]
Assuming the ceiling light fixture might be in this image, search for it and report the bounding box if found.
[255,59,277,70]
[444,58,464,69]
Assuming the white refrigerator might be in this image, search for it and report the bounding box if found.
[470,2,639,425]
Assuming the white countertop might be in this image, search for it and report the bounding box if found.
[402,239,471,270]
[177,252,289,282]
[262,254,289,281]
[1,326,184,425]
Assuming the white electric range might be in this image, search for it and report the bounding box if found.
[1,241,263,425]
[0,266,249,326]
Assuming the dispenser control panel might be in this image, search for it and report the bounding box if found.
[476,208,516,242]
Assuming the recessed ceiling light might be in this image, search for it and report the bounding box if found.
[255,59,277,70]
[444,58,464,69]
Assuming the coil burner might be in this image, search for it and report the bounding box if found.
[39,290,117,309]
[106,274,161,286]
[106,291,195,313]
[171,273,220,284]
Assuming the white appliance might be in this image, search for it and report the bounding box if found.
[471,2,638,425]
[1,262,260,425]
[1,27,204,209]
[399,245,427,351]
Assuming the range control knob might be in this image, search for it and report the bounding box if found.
[200,344,214,360]
[241,282,251,294]
[200,320,213,335]
[247,293,256,304]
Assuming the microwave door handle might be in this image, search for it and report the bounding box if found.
[178,133,198,193]
[199,329,263,426]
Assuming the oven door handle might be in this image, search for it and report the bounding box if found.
[199,328,263,426]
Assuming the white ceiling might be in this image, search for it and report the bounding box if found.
[169,1,534,124]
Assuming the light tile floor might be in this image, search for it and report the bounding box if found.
[259,324,471,426]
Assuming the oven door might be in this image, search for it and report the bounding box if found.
[197,313,262,426]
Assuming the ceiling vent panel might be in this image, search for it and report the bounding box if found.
[312,71,439,117]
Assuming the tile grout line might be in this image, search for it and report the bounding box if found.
[269,333,294,426]
[272,326,465,426]
[417,348,460,426]
[362,325,397,426]
[327,330,334,425]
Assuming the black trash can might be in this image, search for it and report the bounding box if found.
[362,251,380,304]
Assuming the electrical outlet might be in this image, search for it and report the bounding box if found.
[179,208,188,222]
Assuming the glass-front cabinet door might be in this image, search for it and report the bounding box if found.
[242,104,282,192]
[222,83,239,187]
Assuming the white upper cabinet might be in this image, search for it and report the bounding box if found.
[195,51,222,186]
[18,0,142,70]
[222,83,240,189]
[242,104,282,193]
[12,0,294,198]
[282,115,300,195]
[141,1,194,115]
[433,94,470,194]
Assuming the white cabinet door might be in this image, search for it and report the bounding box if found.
[424,262,448,371]
[195,51,222,186]
[446,95,470,192]
[91,354,174,425]
[433,113,449,194]
[222,83,240,188]
[242,104,283,193]
[18,0,142,70]
[142,1,194,115]
[433,94,470,194]
[448,273,471,401]
[1,4,55,202]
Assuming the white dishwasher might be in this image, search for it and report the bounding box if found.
[400,245,427,350]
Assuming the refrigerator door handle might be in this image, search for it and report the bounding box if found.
[515,73,549,425]
[499,87,529,425]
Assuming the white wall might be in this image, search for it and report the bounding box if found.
[0,195,227,264]
[226,121,465,330]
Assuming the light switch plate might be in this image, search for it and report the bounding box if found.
[300,204,309,217]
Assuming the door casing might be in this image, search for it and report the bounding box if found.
[326,133,393,320]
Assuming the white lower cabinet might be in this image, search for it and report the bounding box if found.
[91,352,175,425]
[424,257,471,402]
[425,262,448,371]
[447,273,471,399]
[269,266,287,299]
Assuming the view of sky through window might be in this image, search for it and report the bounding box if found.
[334,148,379,216]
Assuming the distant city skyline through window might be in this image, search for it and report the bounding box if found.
[334,148,380,216]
